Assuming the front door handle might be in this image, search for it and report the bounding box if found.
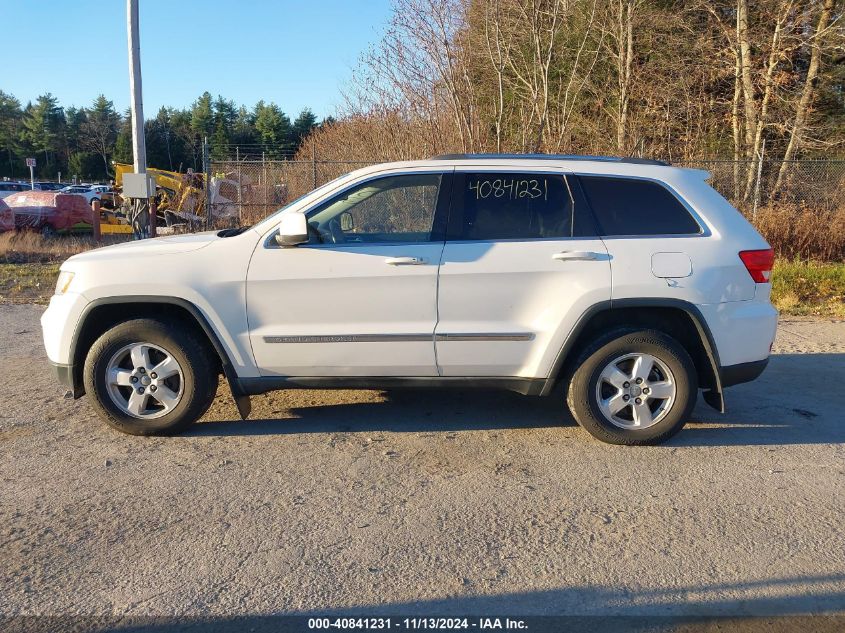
[553,251,599,262]
[385,256,426,266]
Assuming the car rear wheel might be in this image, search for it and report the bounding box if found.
[566,329,697,445]
[83,318,218,435]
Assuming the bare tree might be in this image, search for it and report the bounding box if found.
[774,0,838,194]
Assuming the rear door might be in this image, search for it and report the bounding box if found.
[435,168,611,377]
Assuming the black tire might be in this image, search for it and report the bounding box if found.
[40,224,56,239]
[565,328,697,446]
[83,318,218,436]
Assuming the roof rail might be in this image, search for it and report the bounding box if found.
[430,153,670,166]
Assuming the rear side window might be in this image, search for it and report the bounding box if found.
[578,176,700,236]
[451,172,595,240]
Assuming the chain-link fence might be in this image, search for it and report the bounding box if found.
[677,159,845,217]
[206,159,373,227]
[204,157,845,229]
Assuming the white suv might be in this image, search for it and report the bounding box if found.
[41,155,777,445]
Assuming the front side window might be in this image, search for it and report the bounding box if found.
[578,176,701,236]
[451,172,592,240]
[306,173,441,244]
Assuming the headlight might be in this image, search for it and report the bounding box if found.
[54,271,75,295]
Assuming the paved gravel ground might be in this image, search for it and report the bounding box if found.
[1,304,844,629]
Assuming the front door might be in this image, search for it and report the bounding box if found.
[435,169,611,378]
[247,170,449,376]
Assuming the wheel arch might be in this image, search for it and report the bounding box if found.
[543,298,724,411]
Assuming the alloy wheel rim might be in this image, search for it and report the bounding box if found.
[105,342,184,419]
[595,352,676,430]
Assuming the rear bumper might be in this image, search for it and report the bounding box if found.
[696,300,777,368]
[720,358,769,387]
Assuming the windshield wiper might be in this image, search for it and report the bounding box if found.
[217,226,252,238]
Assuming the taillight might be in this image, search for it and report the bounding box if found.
[739,249,774,283]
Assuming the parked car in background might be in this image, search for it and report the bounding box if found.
[89,184,118,208]
[60,185,100,205]
[6,191,94,237]
[32,182,65,192]
[0,182,28,199]
[42,154,777,445]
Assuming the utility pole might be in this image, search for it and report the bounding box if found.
[126,0,155,238]
[127,0,146,173]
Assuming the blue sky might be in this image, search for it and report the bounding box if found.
[2,0,393,119]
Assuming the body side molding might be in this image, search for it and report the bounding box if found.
[262,333,535,344]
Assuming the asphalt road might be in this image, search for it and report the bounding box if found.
[1,304,844,630]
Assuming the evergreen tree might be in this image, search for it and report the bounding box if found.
[68,151,101,182]
[253,101,292,158]
[81,95,121,178]
[211,96,237,160]
[113,109,134,166]
[231,106,257,151]
[145,111,170,171]
[190,92,214,141]
[22,93,65,176]
[292,108,318,151]
[171,108,199,171]
[64,106,87,155]
[0,89,319,176]
[0,91,24,178]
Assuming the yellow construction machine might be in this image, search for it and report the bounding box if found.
[113,163,207,224]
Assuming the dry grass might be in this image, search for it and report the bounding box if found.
[0,231,129,264]
[754,204,845,262]
[0,231,130,304]
[0,263,59,304]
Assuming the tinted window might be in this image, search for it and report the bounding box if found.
[579,176,700,236]
[452,172,594,240]
[306,173,441,244]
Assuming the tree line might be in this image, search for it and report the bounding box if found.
[0,90,321,181]
[304,0,844,203]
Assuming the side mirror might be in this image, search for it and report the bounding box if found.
[276,213,309,247]
[339,211,354,232]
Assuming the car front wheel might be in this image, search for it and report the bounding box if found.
[83,318,218,435]
[566,329,697,445]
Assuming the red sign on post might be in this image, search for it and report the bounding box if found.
[26,158,36,167]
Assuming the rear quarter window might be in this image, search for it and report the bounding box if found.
[578,176,701,236]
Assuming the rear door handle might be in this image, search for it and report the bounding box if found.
[385,256,426,266]
[553,251,600,261]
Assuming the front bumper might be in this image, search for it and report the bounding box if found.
[42,291,89,399]
[41,291,88,364]
[48,360,82,398]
